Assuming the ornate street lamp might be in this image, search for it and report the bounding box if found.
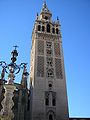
[0,46,29,120]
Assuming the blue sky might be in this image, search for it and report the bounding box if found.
[0,0,90,118]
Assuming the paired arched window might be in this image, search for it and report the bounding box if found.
[38,24,59,34]
[47,69,54,78]
[38,25,45,32]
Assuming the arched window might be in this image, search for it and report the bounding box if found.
[27,97,30,111]
[38,25,41,31]
[49,114,53,120]
[52,28,55,34]
[47,24,50,33]
[42,26,45,32]
[45,91,49,106]
[47,111,55,120]
[52,98,56,106]
[56,28,59,34]
[45,16,48,20]
[45,98,49,106]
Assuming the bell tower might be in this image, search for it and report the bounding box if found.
[30,2,69,120]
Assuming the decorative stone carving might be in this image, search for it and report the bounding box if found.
[54,43,60,56]
[55,58,63,79]
[0,84,16,120]
[37,56,44,77]
[38,40,44,54]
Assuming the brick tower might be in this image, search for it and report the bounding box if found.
[30,2,69,120]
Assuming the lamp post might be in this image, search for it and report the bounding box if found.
[0,46,28,120]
